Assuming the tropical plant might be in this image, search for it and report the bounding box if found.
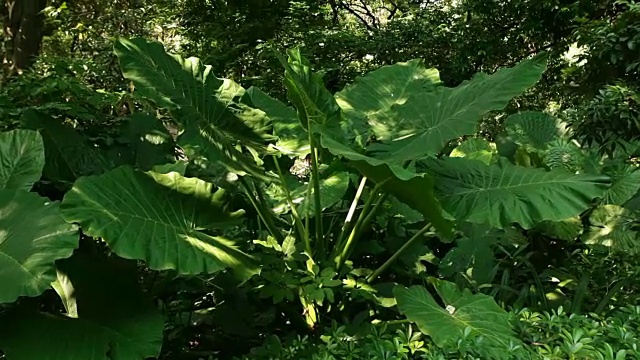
[0,35,623,358]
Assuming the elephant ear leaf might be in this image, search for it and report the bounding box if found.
[584,205,640,253]
[424,157,610,229]
[395,280,518,352]
[0,129,45,191]
[60,166,259,280]
[0,129,78,304]
[369,53,548,162]
[114,37,272,180]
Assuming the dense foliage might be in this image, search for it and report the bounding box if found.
[1,1,639,359]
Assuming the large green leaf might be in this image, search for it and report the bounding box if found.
[244,86,309,158]
[439,225,498,284]
[60,166,258,279]
[395,280,517,350]
[275,48,341,130]
[535,217,583,241]
[584,205,640,253]
[505,111,564,150]
[114,37,271,180]
[425,157,610,229]
[0,253,164,359]
[367,54,548,162]
[450,137,496,164]
[335,59,441,134]
[275,50,452,236]
[602,165,640,205]
[0,129,44,191]
[0,189,78,303]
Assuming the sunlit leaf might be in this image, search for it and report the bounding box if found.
[60,166,258,279]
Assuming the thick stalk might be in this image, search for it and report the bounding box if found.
[335,184,384,270]
[332,177,367,259]
[239,178,284,244]
[366,223,432,283]
[308,136,324,257]
[273,156,312,255]
[361,192,389,228]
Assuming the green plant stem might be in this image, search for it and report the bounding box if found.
[239,177,284,244]
[335,183,384,270]
[333,177,367,258]
[366,223,432,283]
[361,192,388,228]
[309,136,324,257]
[273,156,312,255]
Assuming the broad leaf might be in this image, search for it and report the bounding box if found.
[602,165,640,205]
[395,281,517,349]
[0,129,44,191]
[60,166,258,279]
[269,171,350,217]
[121,112,175,170]
[367,54,548,162]
[425,157,610,229]
[439,226,497,284]
[244,87,309,158]
[0,190,78,303]
[335,59,441,135]
[535,217,583,241]
[114,37,271,180]
[505,111,563,150]
[0,253,164,359]
[584,205,640,253]
[450,137,495,164]
[275,48,341,129]
[275,50,452,236]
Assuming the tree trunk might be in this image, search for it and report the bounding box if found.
[3,0,47,74]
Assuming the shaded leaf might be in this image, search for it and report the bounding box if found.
[425,157,609,229]
[505,111,564,150]
[244,87,309,158]
[0,129,44,191]
[21,109,113,184]
[114,37,271,180]
[335,59,441,137]
[0,253,164,359]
